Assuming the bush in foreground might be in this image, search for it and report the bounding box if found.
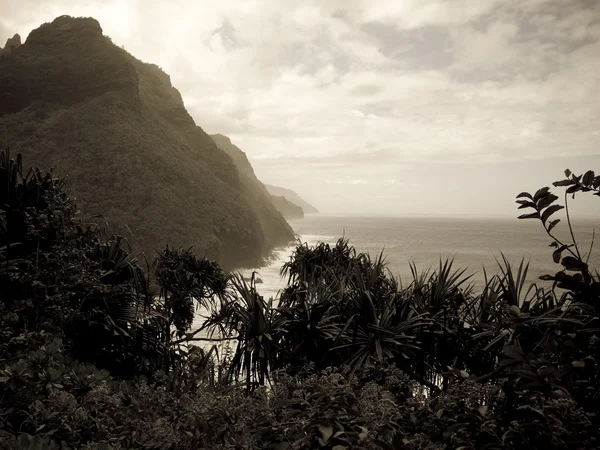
[1,151,599,448]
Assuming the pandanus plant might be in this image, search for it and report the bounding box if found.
[203,273,286,392]
[0,148,70,257]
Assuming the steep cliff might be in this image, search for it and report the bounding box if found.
[270,195,304,219]
[0,33,22,56]
[265,184,319,214]
[0,16,294,269]
[210,134,295,243]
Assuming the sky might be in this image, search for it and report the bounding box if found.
[1,0,599,217]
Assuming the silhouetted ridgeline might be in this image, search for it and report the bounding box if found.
[265,183,319,213]
[270,195,304,219]
[0,16,295,269]
[210,134,304,220]
[209,133,297,236]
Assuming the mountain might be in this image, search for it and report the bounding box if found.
[0,34,21,55]
[264,184,319,214]
[0,16,295,269]
[210,134,306,220]
[209,133,295,241]
[270,195,304,219]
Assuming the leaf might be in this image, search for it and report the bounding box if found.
[564,168,572,178]
[358,426,368,441]
[537,194,558,210]
[552,179,576,187]
[533,187,550,202]
[593,176,600,189]
[547,219,560,232]
[516,200,536,209]
[318,425,334,444]
[518,212,540,220]
[541,205,564,224]
[561,256,588,271]
[582,170,595,186]
[436,408,445,418]
[549,241,559,247]
[553,249,563,264]
[566,185,580,194]
[516,191,533,200]
[479,405,488,417]
[572,360,586,368]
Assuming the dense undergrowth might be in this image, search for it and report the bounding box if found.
[1,150,599,449]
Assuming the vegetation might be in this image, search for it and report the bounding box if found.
[0,16,294,270]
[265,184,320,214]
[1,148,599,449]
[209,134,296,243]
[269,195,304,219]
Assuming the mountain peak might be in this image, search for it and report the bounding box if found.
[0,15,294,269]
[211,133,232,145]
[26,16,103,47]
[265,184,319,214]
[0,34,22,56]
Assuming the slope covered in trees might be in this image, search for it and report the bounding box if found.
[270,195,304,219]
[0,16,294,269]
[265,183,319,213]
[209,133,296,241]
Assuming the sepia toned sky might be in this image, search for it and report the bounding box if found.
[1,0,599,217]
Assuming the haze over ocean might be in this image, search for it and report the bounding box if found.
[242,214,600,300]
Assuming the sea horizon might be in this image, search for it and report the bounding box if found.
[234,213,600,302]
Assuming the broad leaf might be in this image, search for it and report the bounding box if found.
[516,200,536,209]
[541,205,564,224]
[552,244,571,264]
[516,191,533,200]
[547,219,560,232]
[538,274,555,281]
[561,256,588,271]
[552,179,576,187]
[518,212,540,220]
[319,425,334,444]
[582,170,595,186]
[537,193,558,210]
[533,187,550,202]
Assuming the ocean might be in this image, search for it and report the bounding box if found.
[244,214,599,298]
[191,214,599,332]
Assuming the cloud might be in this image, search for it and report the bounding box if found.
[1,0,599,215]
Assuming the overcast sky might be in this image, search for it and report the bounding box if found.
[1,0,599,216]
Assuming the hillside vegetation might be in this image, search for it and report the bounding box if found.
[265,183,319,213]
[1,147,599,448]
[0,16,294,269]
[211,134,305,220]
[270,195,304,219]
[209,133,296,238]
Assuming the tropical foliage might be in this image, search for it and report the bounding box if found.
[1,153,599,449]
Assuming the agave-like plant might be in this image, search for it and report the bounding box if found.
[405,257,476,388]
[327,257,429,376]
[205,273,286,391]
[277,273,346,371]
[153,247,228,341]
